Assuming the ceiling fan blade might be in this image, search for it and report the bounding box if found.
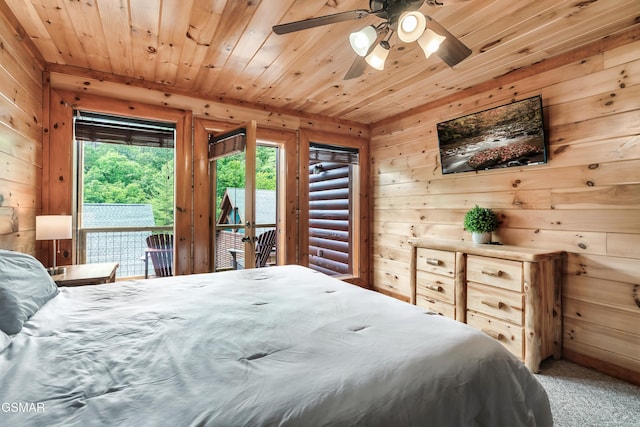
[273,9,371,35]
[425,15,472,67]
[344,56,367,80]
[425,0,472,5]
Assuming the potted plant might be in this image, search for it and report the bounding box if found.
[463,205,499,244]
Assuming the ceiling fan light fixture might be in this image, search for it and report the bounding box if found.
[272,2,472,79]
[398,11,427,43]
[349,25,378,57]
[417,28,446,58]
[365,40,390,70]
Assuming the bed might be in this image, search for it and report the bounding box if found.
[0,249,552,426]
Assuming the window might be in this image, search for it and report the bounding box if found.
[74,112,175,278]
[308,143,359,276]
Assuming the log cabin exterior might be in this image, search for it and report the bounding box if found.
[0,0,638,385]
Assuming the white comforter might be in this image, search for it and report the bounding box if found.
[0,265,552,426]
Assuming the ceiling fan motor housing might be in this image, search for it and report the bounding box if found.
[372,0,426,25]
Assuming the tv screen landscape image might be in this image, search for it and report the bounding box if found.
[437,96,547,175]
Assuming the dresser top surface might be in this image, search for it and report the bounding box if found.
[408,238,565,262]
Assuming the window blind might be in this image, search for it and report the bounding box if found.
[208,128,246,160]
[309,143,359,164]
[74,111,175,148]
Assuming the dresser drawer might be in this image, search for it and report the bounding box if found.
[467,311,524,360]
[467,255,523,292]
[416,294,455,319]
[467,282,524,325]
[416,270,455,304]
[416,248,455,277]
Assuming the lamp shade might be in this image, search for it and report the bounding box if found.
[398,11,427,43]
[349,26,377,57]
[365,41,390,70]
[36,215,72,241]
[417,28,446,58]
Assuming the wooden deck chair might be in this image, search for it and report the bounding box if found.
[255,229,276,268]
[145,233,173,277]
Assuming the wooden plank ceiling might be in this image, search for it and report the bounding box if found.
[3,0,639,124]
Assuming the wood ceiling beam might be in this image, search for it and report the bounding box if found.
[44,62,371,136]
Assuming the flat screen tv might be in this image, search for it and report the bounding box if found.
[437,95,547,175]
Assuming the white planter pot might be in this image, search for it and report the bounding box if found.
[472,231,492,244]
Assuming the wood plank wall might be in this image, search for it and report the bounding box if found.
[0,6,43,254]
[370,35,640,383]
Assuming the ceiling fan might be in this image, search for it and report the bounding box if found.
[272,0,472,80]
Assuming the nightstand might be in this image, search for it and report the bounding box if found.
[52,262,119,287]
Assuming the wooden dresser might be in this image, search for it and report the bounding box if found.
[408,238,564,372]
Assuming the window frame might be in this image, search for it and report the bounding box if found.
[43,89,191,275]
[299,129,369,288]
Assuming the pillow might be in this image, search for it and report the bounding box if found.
[0,330,10,352]
[0,249,59,334]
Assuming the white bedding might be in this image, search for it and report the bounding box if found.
[0,265,552,426]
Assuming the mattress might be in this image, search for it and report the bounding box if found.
[0,265,552,426]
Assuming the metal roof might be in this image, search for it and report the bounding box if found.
[82,203,156,227]
[223,188,276,225]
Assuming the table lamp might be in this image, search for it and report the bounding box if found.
[36,215,72,275]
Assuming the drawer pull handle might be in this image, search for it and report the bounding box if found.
[425,284,444,292]
[426,258,441,266]
[481,299,505,310]
[481,268,503,277]
[482,329,505,341]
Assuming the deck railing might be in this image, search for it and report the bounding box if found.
[78,225,275,278]
[78,226,173,278]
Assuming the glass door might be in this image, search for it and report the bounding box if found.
[253,143,278,268]
[210,121,278,272]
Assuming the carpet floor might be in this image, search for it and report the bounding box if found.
[534,359,640,427]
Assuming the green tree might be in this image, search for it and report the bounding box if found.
[256,146,277,190]
[149,161,175,226]
[82,142,174,225]
[83,151,145,202]
[216,154,245,199]
[82,141,276,225]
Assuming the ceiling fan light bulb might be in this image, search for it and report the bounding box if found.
[398,11,427,43]
[349,25,377,57]
[418,28,446,58]
[401,15,418,32]
[365,42,389,71]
